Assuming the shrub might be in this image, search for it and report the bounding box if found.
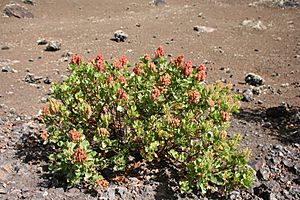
[42,47,253,194]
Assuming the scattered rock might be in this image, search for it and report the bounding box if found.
[242,89,254,102]
[37,39,47,45]
[1,45,10,50]
[43,77,51,84]
[257,167,271,180]
[24,73,43,83]
[45,41,61,51]
[3,2,34,18]
[193,25,216,33]
[281,83,289,88]
[241,19,267,30]
[245,73,265,86]
[22,0,34,5]
[153,0,166,6]
[113,30,128,42]
[2,66,17,73]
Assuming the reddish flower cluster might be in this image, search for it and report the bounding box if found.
[133,63,143,75]
[95,178,109,189]
[70,54,81,65]
[118,75,126,84]
[40,130,48,141]
[148,62,157,72]
[116,88,128,101]
[173,55,185,68]
[114,60,123,70]
[160,74,171,86]
[98,128,109,137]
[95,53,105,72]
[195,64,206,82]
[170,117,180,127]
[189,90,200,103]
[106,75,114,84]
[155,46,165,58]
[144,54,151,61]
[207,99,215,107]
[182,60,193,77]
[119,54,128,66]
[221,111,230,122]
[69,128,81,142]
[73,147,87,162]
[42,105,50,115]
[151,87,160,101]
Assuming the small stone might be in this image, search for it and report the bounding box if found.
[2,66,14,73]
[24,73,43,83]
[198,12,203,17]
[281,83,289,88]
[193,25,216,33]
[257,167,270,180]
[282,159,294,168]
[242,89,254,102]
[45,41,61,51]
[1,45,9,50]
[252,87,262,95]
[43,77,51,84]
[254,159,266,171]
[37,39,47,45]
[28,58,34,62]
[153,0,166,6]
[113,30,128,42]
[241,19,267,30]
[22,0,34,5]
[3,2,34,18]
[245,73,265,86]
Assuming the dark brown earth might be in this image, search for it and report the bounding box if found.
[0,0,299,199]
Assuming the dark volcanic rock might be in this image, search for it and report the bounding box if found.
[45,41,61,51]
[245,73,265,86]
[242,89,254,102]
[113,30,128,42]
[3,2,34,18]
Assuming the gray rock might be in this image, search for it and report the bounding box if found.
[241,19,267,30]
[3,2,34,18]
[24,73,43,83]
[282,159,294,168]
[43,77,51,84]
[45,41,61,51]
[153,0,166,6]
[245,73,265,86]
[1,45,10,50]
[1,66,17,73]
[37,39,47,45]
[22,0,34,5]
[252,87,262,95]
[242,89,254,102]
[258,167,270,180]
[113,30,128,42]
[193,25,216,33]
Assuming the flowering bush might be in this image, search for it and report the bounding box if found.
[42,47,253,194]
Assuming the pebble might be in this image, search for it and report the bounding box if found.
[45,41,61,51]
[1,66,17,73]
[245,73,265,86]
[24,73,43,84]
[242,89,254,102]
[1,45,10,50]
[3,2,34,18]
[193,25,216,33]
[241,19,267,30]
[113,30,128,42]
[37,39,47,45]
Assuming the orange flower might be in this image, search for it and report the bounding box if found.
[160,74,171,86]
[70,54,81,65]
[73,147,87,162]
[170,117,180,127]
[195,70,206,82]
[197,64,206,71]
[119,54,128,66]
[95,178,109,189]
[151,87,160,101]
[144,54,151,61]
[118,75,127,84]
[42,105,50,115]
[173,55,185,68]
[207,99,215,107]
[96,53,104,61]
[69,128,81,142]
[149,62,157,72]
[114,60,123,70]
[98,128,109,137]
[189,90,200,103]
[133,63,143,75]
[221,111,230,122]
[106,75,114,84]
[96,59,105,72]
[40,130,48,141]
[182,60,193,77]
[155,46,165,58]
[116,88,128,101]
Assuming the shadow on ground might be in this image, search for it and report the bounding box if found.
[234,105,300,144]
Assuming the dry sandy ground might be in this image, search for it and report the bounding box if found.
[0,0,299,115]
